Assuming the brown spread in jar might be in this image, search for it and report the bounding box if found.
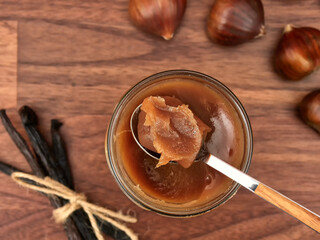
[116,79,246,203]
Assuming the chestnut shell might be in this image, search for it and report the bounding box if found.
[207,0,265,46]
[275,25,320,80]
[300,90,320,133]
[129,0,187,40]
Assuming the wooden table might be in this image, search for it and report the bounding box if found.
[0,1,319,239]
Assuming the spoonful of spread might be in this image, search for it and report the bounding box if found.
[130,96,320,233]
[136,96,211,168]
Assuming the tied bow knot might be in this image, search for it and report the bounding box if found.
[53,192,87,224]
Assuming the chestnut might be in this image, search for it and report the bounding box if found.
[129,0,187,40]
[300,90,320,133]
[274,25,320,80]
[207,0,265,46]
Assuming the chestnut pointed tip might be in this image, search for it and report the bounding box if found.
[255,25,266,38]
[284,24,294,33]
[162,32,174,40]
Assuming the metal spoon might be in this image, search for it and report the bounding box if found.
[130,105,320,233]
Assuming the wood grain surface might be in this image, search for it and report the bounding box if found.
[0,0,319,239]
[0,21,17,109]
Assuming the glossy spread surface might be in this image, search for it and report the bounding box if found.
[115,79,246,204]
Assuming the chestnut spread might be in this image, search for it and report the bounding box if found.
[138,96,211,168]
[116,79,245,203]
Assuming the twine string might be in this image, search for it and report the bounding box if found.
[11,172,138,240]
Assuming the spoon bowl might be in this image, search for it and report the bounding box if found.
[130,104,209,162]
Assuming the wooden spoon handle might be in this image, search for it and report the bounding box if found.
[254,183,320,233]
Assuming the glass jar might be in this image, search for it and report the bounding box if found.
[106,70,253,217]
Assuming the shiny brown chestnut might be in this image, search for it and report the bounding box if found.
[300,90,320,133]
[207,0,265,46]
[129,0,187,40]
[274,25,320,80]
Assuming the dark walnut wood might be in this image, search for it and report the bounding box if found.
[0,0,319,239]
[0,21,17,109]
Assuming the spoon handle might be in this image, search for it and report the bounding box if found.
[206,155,320,233]
[255,183,320,232]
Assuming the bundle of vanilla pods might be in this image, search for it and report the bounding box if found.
[0,106,131,240]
